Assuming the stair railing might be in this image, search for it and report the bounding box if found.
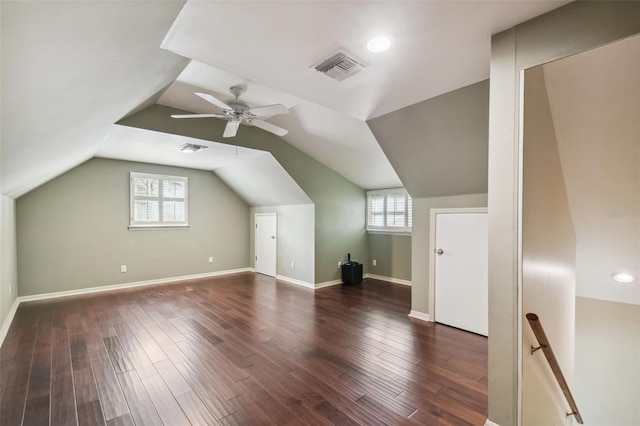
[526,313,584,424]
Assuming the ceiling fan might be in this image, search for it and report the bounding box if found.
[171,85,289,138]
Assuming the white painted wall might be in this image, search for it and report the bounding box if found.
[214,153,312,207]
[521,66,576,426]
[575,297,640,426]
[411,193,487,316]
[488,3,640,424]
[0,195,18,333]
[543,36,640,307]
[250,205,315,286]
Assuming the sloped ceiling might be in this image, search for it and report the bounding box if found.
[542,35,640,306]
[1,0,570,200]
[157,61,400,190]
[0,1,189,198]
[367,80,489,198]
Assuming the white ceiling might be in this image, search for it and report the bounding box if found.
[97,125,267,171]
[155,0,568,190]
[1,0,570,199]
[0,1,188,198]
[161,1,570,120]
[543,35,640,306]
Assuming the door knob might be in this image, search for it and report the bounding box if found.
[436,249,444,256]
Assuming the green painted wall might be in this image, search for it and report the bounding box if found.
[118,105,368,284]
[367,234,411,281]
[0,195,18,331]
[368,80,489,199]
[16,158,249,296]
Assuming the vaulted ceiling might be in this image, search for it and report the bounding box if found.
[542,35,640,306]
[1,0,570,199]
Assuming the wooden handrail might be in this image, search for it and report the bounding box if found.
[526,313,584,424]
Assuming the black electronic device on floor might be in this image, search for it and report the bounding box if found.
[341,253,363,285]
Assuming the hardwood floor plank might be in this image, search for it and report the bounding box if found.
[243,360,334,426]
[106,413,135,426]
[178,335,250,383]
[174,340,244,400]
[218,412,250,426]
[175,390,221,425]
[355,394,418,425]
[89,348,130,421]
[128,349,158,379]
[77,400,106,426]
[313,400,360,426]
[140,374,190,426]
[175,360,237,419]
[103,336,135,374]
[0,274,488,425]
[142,322,186,364]
[0,315,38,425]
[153,358,191,396]
[112,323,142,352]
[22,310,52,426]
[116,370,162,426]
[237,378,297,425]
[229,390,278,426]
[131,328,167,364]
[50,327,78,426]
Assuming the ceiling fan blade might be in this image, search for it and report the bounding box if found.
[195,92,232,110]
[246,104,289,117]
[223,120,240,138]
[251,119,288,136]
[171,113,225,119]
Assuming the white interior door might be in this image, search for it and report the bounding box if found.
[433,210,488,336]
[255,213,277,277]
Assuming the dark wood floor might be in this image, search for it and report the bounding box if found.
[0,273,488,425]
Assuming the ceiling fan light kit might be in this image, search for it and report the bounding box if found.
[171,85,289,138]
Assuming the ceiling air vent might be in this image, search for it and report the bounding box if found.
[311,48,370,82]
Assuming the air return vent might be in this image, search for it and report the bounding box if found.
[311,48,370,82]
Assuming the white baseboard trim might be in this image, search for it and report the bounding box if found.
[17,268,253,303]
[408,310,431,322]
[365,273,411,286]
[276,275,315,289]
[484,419,500,426]
[315,279,342,289]
[0,297,21,348]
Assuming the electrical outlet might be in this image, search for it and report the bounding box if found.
[8,285,11,295]
[121,265,127,273]
[338,261,342,268]
[291,261,295,268]
[208,256,214,263]
[372,259,377,266]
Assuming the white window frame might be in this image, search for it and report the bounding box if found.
[129,172,189,230]
[366,188,412,234]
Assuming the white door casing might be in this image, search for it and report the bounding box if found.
[429,208,488,336]
[255,213,277,277]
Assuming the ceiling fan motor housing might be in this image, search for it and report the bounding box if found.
[226,99,250,113]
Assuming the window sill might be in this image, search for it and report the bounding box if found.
[128,225,190,231]
[366,230,412,236]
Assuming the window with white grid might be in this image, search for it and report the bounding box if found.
[366,188,412,233]
[130,172,189,229]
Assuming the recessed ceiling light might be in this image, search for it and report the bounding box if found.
[180,143,208,154]
[367,36,391,53]
[612,273,636,283]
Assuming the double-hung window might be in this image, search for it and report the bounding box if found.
[130,172,189,229]
[366,188,412,234]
